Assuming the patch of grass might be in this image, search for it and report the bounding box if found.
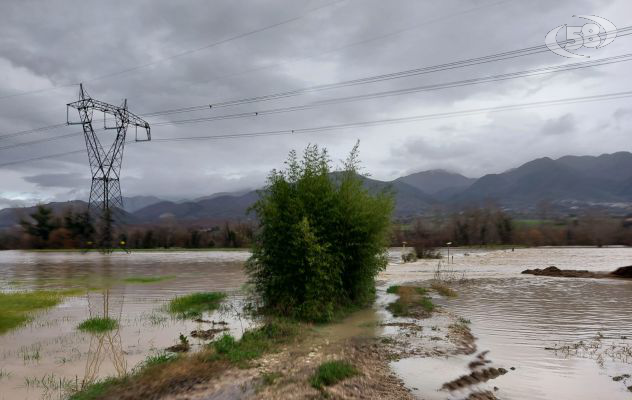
[386,285,435,317]
[68,377,122,400]
[457,317,471,324]
[167,292,226,318]
[0,289,81,334]
[138,353,178,369]
[210,319,299,367]
[310,360,358,389]
[431,282,457,297]
[386,285,400,294]
[77,317,118,333]
[419,297,435,312]
[122,275,175,284]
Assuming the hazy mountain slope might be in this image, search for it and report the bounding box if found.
[122,196,163,213]
[396,169,475,194]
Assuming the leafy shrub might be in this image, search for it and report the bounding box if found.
[246,143,393,322]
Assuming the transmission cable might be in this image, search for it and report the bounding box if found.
[1,89,630,167]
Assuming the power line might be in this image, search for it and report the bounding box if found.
[141,27,632,115]
[0,123,68,141]
[2,89,630,167]
[4,26,630,141]
[0,0,347,101]
[183,0,516,92]
[148,90,632,142]
[4,51,632,151]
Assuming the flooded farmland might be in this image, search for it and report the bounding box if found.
[1,247,631,399]
[0,250,250,400]
[385,247,632,400]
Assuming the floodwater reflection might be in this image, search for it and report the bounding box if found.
[83,290,127,388]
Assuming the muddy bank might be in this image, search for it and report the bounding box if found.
[521,265,632,279]
[162,283,489,400]
[164,327,414,400]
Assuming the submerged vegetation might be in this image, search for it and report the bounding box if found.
[122,275,175,284]
[310,360,358,389]
[0,289,81,334]
[387,285,435,317]
[247,143,394,322]
[77,317,118,333]
[167,292,226,318]
[431,282,457,297]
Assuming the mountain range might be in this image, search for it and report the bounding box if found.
[3,152,632,229]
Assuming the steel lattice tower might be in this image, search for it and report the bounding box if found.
[67,84,150,249]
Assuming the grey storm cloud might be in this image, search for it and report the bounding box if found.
[0,0,630,207]
[23,172,89,188]
[539,114,576,136]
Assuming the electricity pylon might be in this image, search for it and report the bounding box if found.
[67,84,150,251]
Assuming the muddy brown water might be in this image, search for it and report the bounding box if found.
[385,247,632,400]
[0,250,251,400]
[1,248,631,400]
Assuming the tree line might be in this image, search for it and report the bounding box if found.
[392,206,632,249]
[4,203,632,251]
[0,205,252,250]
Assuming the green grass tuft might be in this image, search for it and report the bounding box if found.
[386,285,400,294]
[419,297,435,312]
[310,360,358,389]
[138,353,178,369]
[122,275,175,284]
[68,377,123,400]
[167,292,226,318]
[210,320,298,367]
[0,290,81,334]
[386,285,435,317]
[77,317,118,333]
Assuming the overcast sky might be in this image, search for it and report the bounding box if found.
[1,0,631,208]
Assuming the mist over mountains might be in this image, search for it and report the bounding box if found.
[3,152,632,229]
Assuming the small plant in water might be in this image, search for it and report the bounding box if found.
[167,292,226,318]
[0,368,11,380]
[123,275,175,284]
[77,317,118,333]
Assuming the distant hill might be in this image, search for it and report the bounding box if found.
[4,152,632,227]
[122,196,163,213]
[396,169,475,195]
[450,152,632,209]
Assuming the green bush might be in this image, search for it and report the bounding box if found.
[246,143,393,322]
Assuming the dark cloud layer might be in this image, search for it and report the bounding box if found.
[0,0,630,207]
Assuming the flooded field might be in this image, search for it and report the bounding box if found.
[384,247,632,400]
[1,247,631,400]
[0,250,250,400]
